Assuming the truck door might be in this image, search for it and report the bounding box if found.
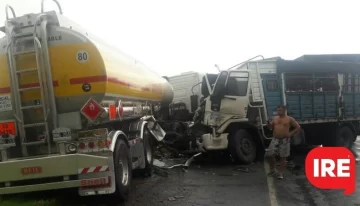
[218,71,251,119]
[261,74,282,119]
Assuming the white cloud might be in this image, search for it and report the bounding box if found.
[0,0,360,76]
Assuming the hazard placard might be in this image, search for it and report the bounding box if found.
[81,98,104,122]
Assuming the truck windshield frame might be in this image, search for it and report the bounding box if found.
[224,71,249,96]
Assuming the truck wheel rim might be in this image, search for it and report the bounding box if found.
[119,155,129,185]
[144,130,152,163]
[241,138,252,155]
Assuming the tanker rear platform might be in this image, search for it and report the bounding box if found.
[0,153,112,195]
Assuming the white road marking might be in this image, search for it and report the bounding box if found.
[264,161,279,206]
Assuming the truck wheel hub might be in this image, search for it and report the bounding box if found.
[119,158,129,185]
[241,138,252,155]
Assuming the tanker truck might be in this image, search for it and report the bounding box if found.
[0,1,173,200]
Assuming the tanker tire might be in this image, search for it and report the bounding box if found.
[139,128,154,177]
[229,129,256,164]
[113,138,132,201]
[336,126,354,149]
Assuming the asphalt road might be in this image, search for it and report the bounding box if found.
[3,140,360,206]
[122,139,360,206]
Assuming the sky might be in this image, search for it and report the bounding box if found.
[0,0,360,76]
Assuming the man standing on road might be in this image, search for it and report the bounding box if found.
[266,104,301,179]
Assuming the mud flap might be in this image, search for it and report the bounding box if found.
[78,155,116,196]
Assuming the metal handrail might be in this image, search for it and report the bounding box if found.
[41,0,63,14]
[5,5,16,20]
[227,55,265,70]
[191,82,202,95]
[257,107,273,140]
[33,14,48,37]
[40,19,58,129]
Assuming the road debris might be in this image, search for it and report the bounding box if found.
[234,166,255,173]
[153,159,166,167]
[167,195,185,201]
[152,152,202,171]
[153,166,169,177]
[168,197,176,201]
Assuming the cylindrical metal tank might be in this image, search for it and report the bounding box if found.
[0,12,174,116]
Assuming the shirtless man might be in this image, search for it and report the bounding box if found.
[266,104,301,179]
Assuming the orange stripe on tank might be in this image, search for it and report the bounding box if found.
[69,75,107,84]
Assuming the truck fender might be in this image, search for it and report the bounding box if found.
[216,117,250,134]
[108,130,129,152]
[223,121,265,149]
[137,115,166,142]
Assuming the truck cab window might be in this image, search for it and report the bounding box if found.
[225,72,248,96]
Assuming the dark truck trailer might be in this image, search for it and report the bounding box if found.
[295,54,360,63]
[245,58,360,149]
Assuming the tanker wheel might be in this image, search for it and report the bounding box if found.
[229,129,257,164]
[336,126,354,149]
[113,138,132,201]
[139,127,154,177]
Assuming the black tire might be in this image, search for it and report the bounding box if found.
[113,138,132,201]
[139,128,154,177]
[336,126,355,148]
[229,129,257,164]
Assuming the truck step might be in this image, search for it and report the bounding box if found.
[13,32,34,38]
[13,49,35,56]
[19,86,40,92]
[16,68,38,74]
[23,122,45,128]
[21,104,43,110]
[22,140,46,146]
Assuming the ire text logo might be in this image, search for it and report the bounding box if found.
[305,147,356,195]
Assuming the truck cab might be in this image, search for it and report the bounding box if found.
[194,70,261,163]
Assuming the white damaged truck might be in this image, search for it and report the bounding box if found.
[160,55,360,164]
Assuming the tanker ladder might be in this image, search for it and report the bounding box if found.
[5,6,53,156]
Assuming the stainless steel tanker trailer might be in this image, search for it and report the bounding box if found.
[0,0,173,200]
